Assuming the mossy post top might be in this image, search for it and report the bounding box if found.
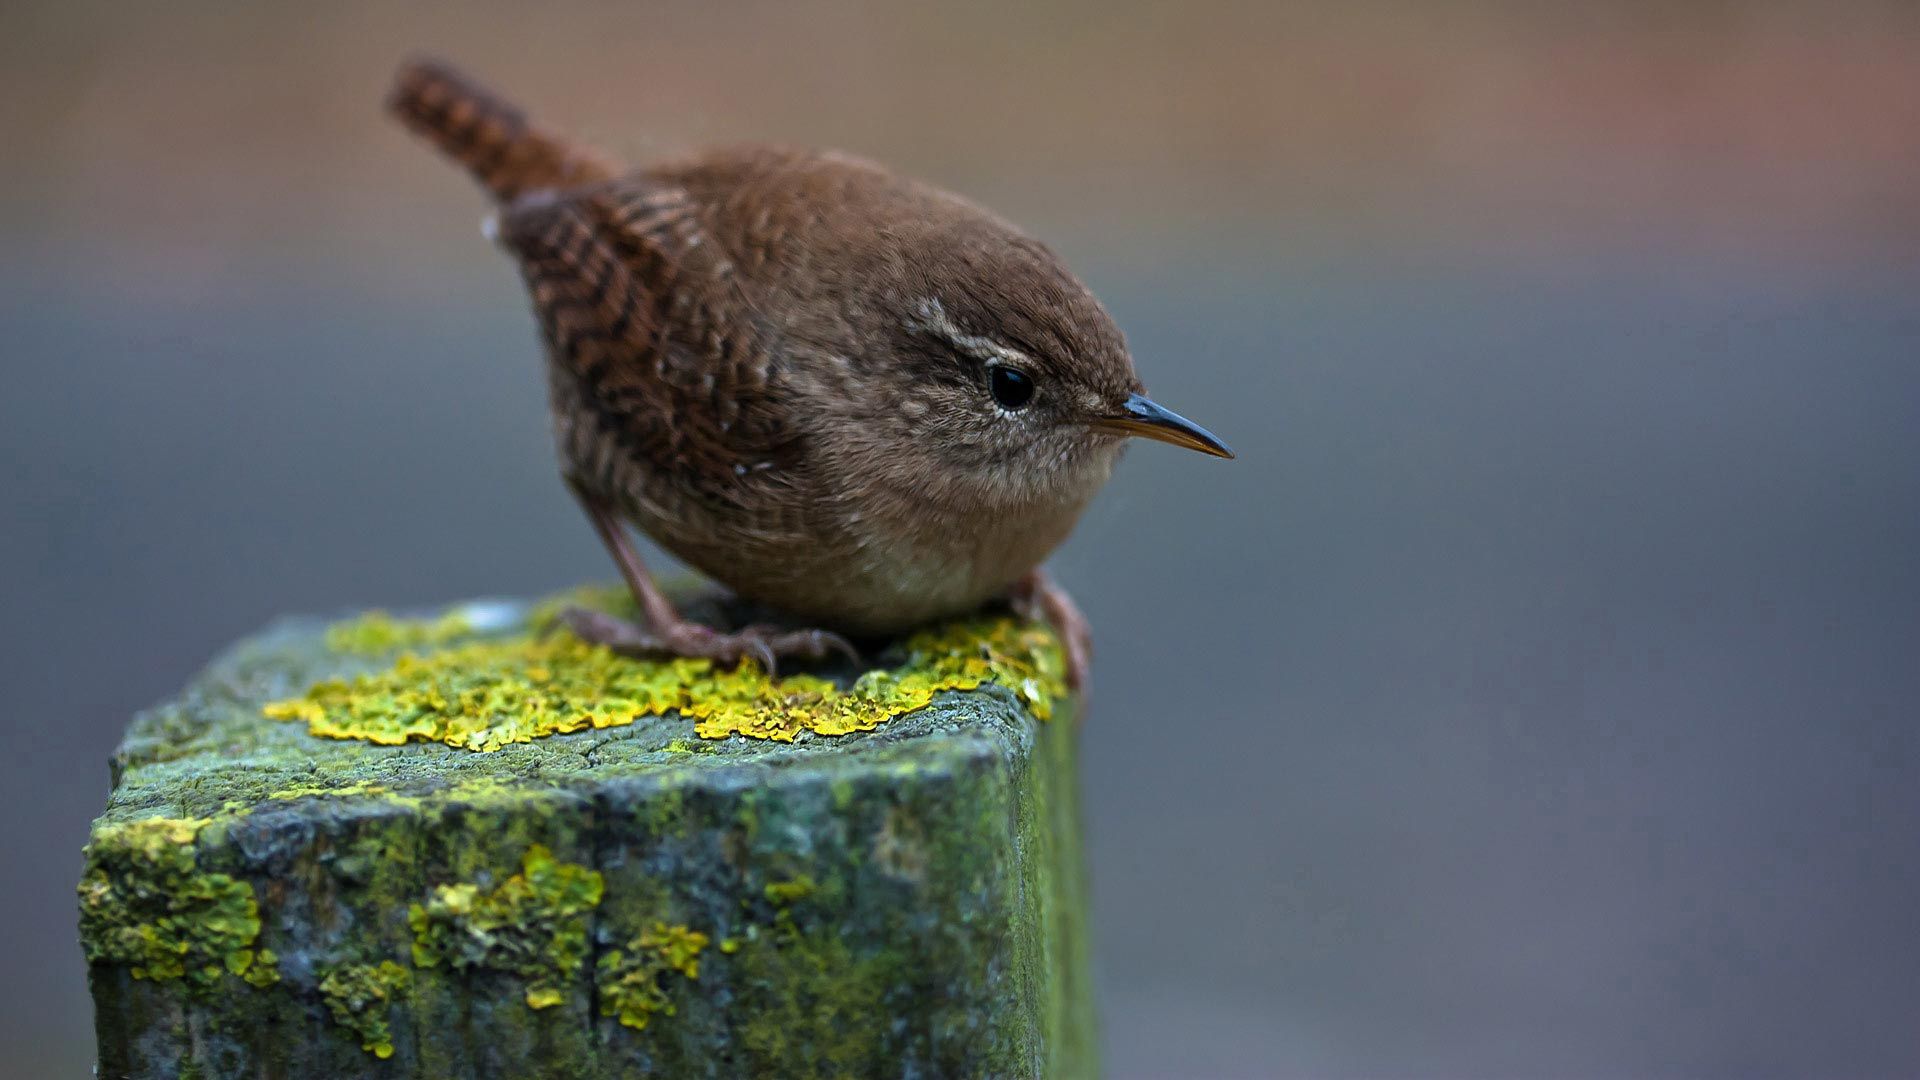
[83,588,1095,1079]
[103,585,1070,819]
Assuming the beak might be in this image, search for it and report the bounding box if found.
[1089,393,1235,459]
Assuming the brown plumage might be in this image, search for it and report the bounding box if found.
[388,60,617,201]
[387,56,1232,687]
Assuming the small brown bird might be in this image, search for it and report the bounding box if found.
[387,57,1231,688]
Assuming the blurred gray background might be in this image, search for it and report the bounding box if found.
[4,2,1918,1076]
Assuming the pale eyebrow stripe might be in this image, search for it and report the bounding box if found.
[909,297,1034,367]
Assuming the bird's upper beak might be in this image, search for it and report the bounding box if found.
[1089,393,1234,458]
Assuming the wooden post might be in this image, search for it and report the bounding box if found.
[80,592,1094,1079]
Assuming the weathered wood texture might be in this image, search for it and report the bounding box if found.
[81,597,1093,1079]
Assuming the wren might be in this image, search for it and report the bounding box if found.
[387,57,1231,688]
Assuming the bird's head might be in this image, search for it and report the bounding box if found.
[870,230,1231,509]
[778,156,1231,514]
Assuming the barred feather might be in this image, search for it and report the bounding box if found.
[386,56,616,203]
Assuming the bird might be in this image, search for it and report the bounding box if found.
[386,57,1231,690]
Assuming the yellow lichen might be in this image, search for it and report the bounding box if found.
[407,844,604,1010]
[78,817,279,993]
[265,597,1065,751]
[596,922,710,1030]
[318,960,410,1058]
[323,609,474,655]
[265,779,390,802]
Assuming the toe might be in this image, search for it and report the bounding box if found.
[809,630,862,666]
[559,611,856,677]
[560,607,651,651]
[758,628,860,666]
[739,634,779,676]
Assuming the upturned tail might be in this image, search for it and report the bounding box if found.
[386,57,618,203]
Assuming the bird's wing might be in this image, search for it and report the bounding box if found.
[497,176,800,503]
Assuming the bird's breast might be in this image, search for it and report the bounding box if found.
[785,482,1094,635]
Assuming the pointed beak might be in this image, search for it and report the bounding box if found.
[1089,393,1235,458]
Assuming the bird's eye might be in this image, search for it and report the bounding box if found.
[988,365,1036,410]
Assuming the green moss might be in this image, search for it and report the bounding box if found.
[762,875,816,906]
[729,914,895,1074]
[77,817,278,994]
[323,609,474,654]
[595,922,710,1031]
[1016,695,1098,1078]
[318,960,411,1059]
[407,844,604,1010]
[264,591,1066,750]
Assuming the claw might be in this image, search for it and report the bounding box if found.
[557,605,858,676]
[740,634,779,676]
[813,630,862,667]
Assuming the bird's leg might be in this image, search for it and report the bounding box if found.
[1010,568,1093,691]
[560,479,859,674]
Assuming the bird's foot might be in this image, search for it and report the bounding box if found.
[557,606,859,676]
[1009,570,1092,693]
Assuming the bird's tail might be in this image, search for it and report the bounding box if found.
[386,57,618,203]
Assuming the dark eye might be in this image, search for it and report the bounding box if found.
[988,365,1035,410]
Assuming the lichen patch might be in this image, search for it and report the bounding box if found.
[318,960,411,1059]
[596,922,710,1031]
[323,609,474,654]
[408,844,604,1009]
[77,817,279,993]
[265,593,1065,751]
